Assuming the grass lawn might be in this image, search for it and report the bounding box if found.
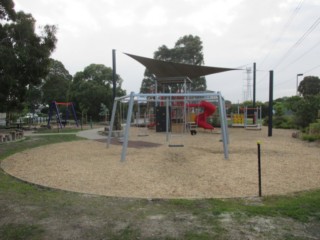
[0,134,319,239]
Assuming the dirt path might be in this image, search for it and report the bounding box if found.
[1,127,320,199]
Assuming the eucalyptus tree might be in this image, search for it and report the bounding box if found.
[70,64,125,120]
[140,34,207,93]
[298,76,320,97]
[0,0,57,113]
[41,59,72,104]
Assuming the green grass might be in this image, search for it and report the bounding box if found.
[32,127,81,134]
[0,134,82,160]
[0,224,44,240]
[253,192,320,221]
[0,134,86,206]
[168,192,320,222]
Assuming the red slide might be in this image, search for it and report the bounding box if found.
[187,101,216,130]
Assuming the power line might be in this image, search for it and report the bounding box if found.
[279,40,320,72]
[272,16,320,70]
[256,48,320,88]
[255,1,305,85]
[304,64,320,74]
[274,63,320,88]
[258,0,304,68]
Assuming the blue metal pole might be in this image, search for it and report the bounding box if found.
[107,100,118,148]
[121,92,135,162]
[71,102,79,127]
[218,92,229,159]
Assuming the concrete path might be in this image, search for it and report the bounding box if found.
[24,132,75,136]
[23,128,107,140]
[76,128,107,140]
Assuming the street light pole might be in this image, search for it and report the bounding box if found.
[296,73,303,96]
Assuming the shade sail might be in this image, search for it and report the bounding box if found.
[125,53,240,79]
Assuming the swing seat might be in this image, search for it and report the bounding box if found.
[168,144,184,147]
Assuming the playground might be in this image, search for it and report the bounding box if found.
[1,126,319,199]
[1,53,319,199]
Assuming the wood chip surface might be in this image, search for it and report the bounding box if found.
[1,127,320,199]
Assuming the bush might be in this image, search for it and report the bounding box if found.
[263,116,296,129]
[301,121,320,142]
[302,134,320,142]
[208,116,220,127]
[274,116,295,129]
[309,122,320,137]
[293,96,320,128]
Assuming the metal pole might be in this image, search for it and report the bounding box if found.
[257,141,262,197]
[268,70,273,137]
[253,63,256,124]
[166,97,170,142]
[112,49,116,101]
[121,92,135,162]
[154,77,158,106]
[296,73,303,96]
[218,92,229,159]
[244,106,247,128]
[253,62,256,108]
[183,79,186,133]
[107,100,118,148]
[137,98,140,126]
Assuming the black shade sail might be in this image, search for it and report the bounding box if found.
[125,53,240,79]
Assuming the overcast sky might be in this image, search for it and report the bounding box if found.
[14,0,320,103]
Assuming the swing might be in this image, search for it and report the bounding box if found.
[168,96,185,147]
[47,101,79,129]
[136,97,149,137]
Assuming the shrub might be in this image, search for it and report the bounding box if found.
[301,122,320,142]
[302,134,320,142]
[209,116,221,127]
[263,116,296,129]
[309,122,320,137]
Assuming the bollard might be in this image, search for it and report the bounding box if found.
[257,141,262,197]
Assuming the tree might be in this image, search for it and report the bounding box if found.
[140,34,207,93]
[0,0,15,20]
[293,76,320,128]
[42,59,72,104]
[0,0,57,114]
[25,84,42,115]
[298,76,320,97]
[172,35,204,65]
[99,103,109,122]
[70,64,125,121]
[272,95,320,129]
[294,95,320,128]
[283,96,301,113]
[140,69,155,93]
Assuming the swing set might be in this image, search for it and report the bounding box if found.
[107,91,230,162]
[106,52,243,162]
[47,101,79,129]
